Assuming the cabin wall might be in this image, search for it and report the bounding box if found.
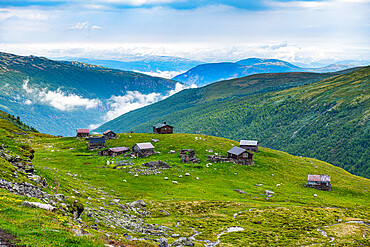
[240,145,258,153]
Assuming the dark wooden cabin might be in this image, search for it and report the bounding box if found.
[306,174,331,191]
[97,147,130,157]
[87,137,105,150]
[227,146,254,160]
[103,130,117,140]
[76,129,90,138]
[239,140,258,153]
[153,122,173,134]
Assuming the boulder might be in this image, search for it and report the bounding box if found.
[142,161,170,169]
[265,190,274,196]
[158,237,168,247]
[22,201,56,212]
[128,199,147,208]
[171,237,194,247]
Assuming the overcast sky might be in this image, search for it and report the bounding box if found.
[0,0,369,65]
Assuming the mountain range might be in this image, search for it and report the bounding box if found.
[0,52,178,136]
[96,67,369,178]
[172,58,356,86]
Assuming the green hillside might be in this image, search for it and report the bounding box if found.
[0,52,178,136]
[96,67,369,178]
[0,112,369,246]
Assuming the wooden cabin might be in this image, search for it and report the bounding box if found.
[306,174,331,191]
[87,137,105,150]
[153,122,173,134]
[132,142,155,157]
[227,146,254,160]
[97,147,130,157]
[239,140,258,153]
[76,129,90,138]
[103,130,117,140]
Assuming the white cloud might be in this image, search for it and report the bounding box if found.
[22,79,101,111]
[93,0,179,6]
[24,99,33,105]
[68,21,103,31]
[104,82,195,121]
[133,70,185,79]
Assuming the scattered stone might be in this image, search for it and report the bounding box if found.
[142,161,170,169]
[265,190,275,196]
[179,149,200,164]
[123,180,127,183]
[172,181,178,184]
[195,177,199,180]
[171,237,194,247]
[168,150,176,154]
[276,184,281,187]
[134,174,139,177]
[255,184,263,186]
[112,199,120,203]
[314,194,317,197]
[152,139,160,143]
[164,177,168,180]
[128,199,147,208]
[179,175,183,178]
[22,201,56,212]
[90,224,98,230]
[234,189,246,194]
[158,237,168,247]
[54,194,65,202]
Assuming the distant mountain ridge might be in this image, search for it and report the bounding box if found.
[96,67,369,178]
[0,52,179,136]
[173,58,356,86]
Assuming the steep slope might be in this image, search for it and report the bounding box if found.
[173,58,355,86]
[96,67,369,178]
[0,52,179,136]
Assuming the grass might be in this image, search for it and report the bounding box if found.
[0,116,369,246]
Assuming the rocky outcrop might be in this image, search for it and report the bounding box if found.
[171,237,194,246]
[179,150,200,164]
[0,178,50,200]
[22,201,56,212]
[142,161,170,169]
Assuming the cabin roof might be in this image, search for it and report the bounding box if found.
[109,147,129,153]
[134,142,155,149]
[88,137,105,144]
[153,123,173,128]
[103,130,114,135]
[308,174,331,182]
[77,129,90,134]
[227,146,249,156]
[240,140,258,146]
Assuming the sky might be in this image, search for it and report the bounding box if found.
[0,0,369,66]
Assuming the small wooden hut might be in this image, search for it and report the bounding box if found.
[132,142,155,157]
[76,129,90,138]
[239,140,258,153]
[103,130,117,140]
[227,146,254,160]
[87,137,105,150]
[97,147,130,157]
[306,174,331,191]
[153,122,173,134]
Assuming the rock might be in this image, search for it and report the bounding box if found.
[90,224,99,230]
[142,161,170,169]
[265,190,275,196]
[234,189,245,194]
[164,177,168,180]
[314,194,317,197]
[160,209,170,216]
[255,184,263,186]
[158,237,168,247]
[172,181,178,184]
[195,177,199,180]
[179,175,183,178]
[168,150,176,154]
[152,139,160,143]
[134,174,139,177]
[22,201,56,212]
[123,179,127,183]
[185,173,190,176]
[276,184,281,187]
[128,199,147,208]
[179,149,200,164]
[171,237,194,247]
[112,199,120,203]
[54,194,65,201]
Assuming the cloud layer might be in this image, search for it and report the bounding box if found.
[22,79,101,111]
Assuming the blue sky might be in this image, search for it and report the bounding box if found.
[0,0,369,66]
